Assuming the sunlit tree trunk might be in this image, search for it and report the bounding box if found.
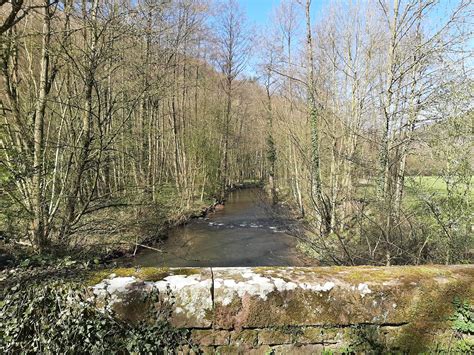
[31,0,53,250]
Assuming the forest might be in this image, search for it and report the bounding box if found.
[2,0,472,267]
[1,0,473,353]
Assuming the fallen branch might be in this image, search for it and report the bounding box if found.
[132,243,163,253]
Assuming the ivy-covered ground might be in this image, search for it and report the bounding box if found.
[0,258,194,353]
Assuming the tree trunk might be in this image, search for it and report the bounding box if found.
[31,0,52,251]
[305,0,322,201]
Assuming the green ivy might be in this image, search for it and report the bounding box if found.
[450,297,474,334]
[0,279,191,353]
[448,297,474,352]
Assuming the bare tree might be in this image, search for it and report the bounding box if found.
[212,0,251,199]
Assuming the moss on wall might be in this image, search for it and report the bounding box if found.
[89,265,474,353]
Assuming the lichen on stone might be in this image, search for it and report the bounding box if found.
[357,283,372,297]
[88,265,474,351]
[214,270,337,307]
[151,273,213,322]
[90,268,213,327]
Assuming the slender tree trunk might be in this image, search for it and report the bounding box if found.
[265,78,277,204]
[61,0,98,239]
[305,0,322,200]
[379,0,400,266]
[31,0,52,250]
[221,78,232,200]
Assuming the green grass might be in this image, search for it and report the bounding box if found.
[406,176,447,192]
[352,176,473,205]
[405,176,473,197]
[402,176,473,211]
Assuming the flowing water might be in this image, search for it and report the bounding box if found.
[121,188,310,267]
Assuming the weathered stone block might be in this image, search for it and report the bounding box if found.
[230,330,258,347]
[211,266,474,329]
[91,267,213,328]
[214,345,243,354]
[258,329,292,345]
[378,322,456,353]
[272,344,324,354]
[246,345,273,355]
[322,343,350,353]
[198,346,216,355]
[192,330,229,346]
[295,327,346,344]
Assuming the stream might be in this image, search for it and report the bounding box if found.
[120,188,311,267]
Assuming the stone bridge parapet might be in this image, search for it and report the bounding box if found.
[90,265,474,353]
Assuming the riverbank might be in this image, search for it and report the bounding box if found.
[0,182,264,269]
[0,200,213,269]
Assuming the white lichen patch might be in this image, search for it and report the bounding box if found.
[357,283,372,297]
[214,272,275,305]
[214,270,336,306]
[93,276,137,296]
[151,274,213,323]
[92,276,138,307]
[242,271,255,279]
[272,277,298,292]
[154,274,202,290]
[300,281,335,292]
[92,273,213,327]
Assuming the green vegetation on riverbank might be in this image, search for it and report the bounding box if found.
[0,184,214,266]
[290,172,473,266]
[405,175,474,198]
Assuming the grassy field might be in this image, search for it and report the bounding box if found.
[353,175,473,205]
[405,175,473,198]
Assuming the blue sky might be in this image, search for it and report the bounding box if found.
[238,0,327,76]
[239,0,326,29]
[238,0,467,30]
[239,0,280,27]
[235,0,472,77]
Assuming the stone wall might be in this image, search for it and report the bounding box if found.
[90,265,473,353]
